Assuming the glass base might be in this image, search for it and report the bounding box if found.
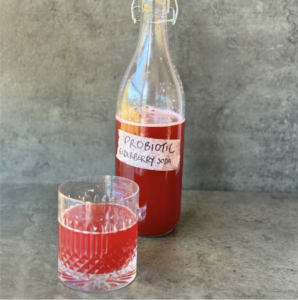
[58,257,137,293]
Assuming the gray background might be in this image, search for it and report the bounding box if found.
[1,0,297,193]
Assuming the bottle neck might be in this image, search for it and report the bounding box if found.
[136,4,169,59]
[141,0,169,20]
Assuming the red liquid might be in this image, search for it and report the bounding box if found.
[115,110,185,237]
[58,204,137,274]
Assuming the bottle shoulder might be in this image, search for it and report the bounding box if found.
[117,52,185,122]
[117,18,184,123]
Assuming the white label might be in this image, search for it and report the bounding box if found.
[116,129,181,171]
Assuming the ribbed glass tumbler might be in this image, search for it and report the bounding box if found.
[58,175,139,292]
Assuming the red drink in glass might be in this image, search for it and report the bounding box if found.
[58,204,137,290]
[115,109,185,237]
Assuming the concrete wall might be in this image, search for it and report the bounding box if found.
[1,0,297,193]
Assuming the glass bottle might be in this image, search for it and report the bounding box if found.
[115,0,185,237]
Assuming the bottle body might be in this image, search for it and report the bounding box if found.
[115,0,185,236]
[115,113,184,236]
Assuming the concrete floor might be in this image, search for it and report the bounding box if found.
[0,185,297,299]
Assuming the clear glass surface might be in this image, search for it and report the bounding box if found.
[58,175,139,292]
[117,0,185,124]
[115,0,185,237]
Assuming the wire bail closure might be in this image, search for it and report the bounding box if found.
[131,0,179,25]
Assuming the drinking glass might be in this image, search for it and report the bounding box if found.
[58,175,139,292]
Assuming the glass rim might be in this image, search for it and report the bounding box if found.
[58,175,139,204]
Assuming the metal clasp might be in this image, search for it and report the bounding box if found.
[131,0,141,24]
[131,0,179,25]
[167,0,179,25]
